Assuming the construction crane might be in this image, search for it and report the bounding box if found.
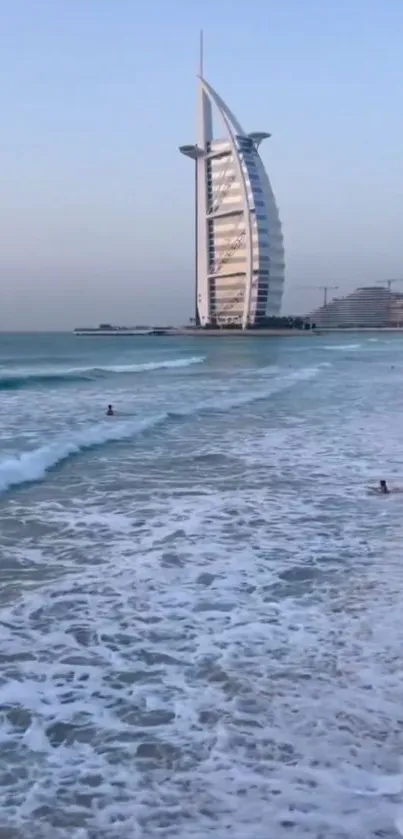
[376,279,403,293]
[302,285,339,307]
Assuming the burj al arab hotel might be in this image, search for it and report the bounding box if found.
[179,45,285,329]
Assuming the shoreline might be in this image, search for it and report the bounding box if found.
[72,326,403,338]
[163,327,403,337]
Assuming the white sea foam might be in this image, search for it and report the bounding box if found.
[1,474,403,838]
[214,365,321,410]
[324,343,361,351]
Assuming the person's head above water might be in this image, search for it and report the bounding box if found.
[380,479,389,493]
[106,404,114,415]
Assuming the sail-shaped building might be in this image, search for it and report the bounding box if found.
[180,61,285,329]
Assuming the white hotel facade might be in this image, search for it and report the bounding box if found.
[180,74,285,328]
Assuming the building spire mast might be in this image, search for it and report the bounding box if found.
[199,29,204,77]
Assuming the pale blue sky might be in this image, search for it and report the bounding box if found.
[0,0,402,327]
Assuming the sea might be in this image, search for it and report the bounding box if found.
[1,331,403,839]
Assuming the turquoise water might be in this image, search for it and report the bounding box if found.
[1,332,403,838]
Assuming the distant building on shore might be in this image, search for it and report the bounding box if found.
[307,286,403,328]
[389,296,403,327]
[179,39,285,330]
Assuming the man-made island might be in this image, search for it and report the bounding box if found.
[73,322,403,338]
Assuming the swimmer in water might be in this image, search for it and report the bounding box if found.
[106,404,114,416]
[369,479,403,495]
[368,479,390,495]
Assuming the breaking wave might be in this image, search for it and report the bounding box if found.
[0,356,206,390]
[0,414,167,493]
[0,365,321,494]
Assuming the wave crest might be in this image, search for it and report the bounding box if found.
[0,356,206,391]
[0,414,167,493]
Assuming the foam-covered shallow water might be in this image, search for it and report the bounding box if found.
[1,331,403,838]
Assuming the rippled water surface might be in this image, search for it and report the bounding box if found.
[1,331,403,838]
